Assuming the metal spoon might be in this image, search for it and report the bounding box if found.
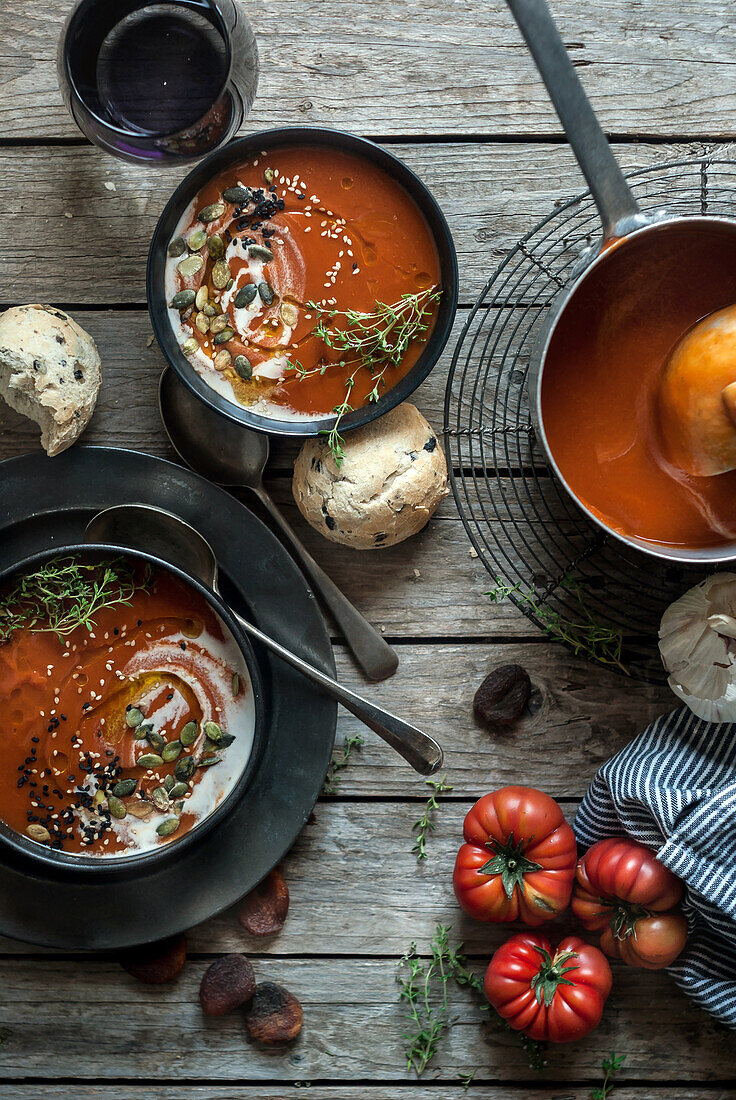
[85,503,443,776]
[158,367,399,682]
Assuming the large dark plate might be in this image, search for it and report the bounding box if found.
[0,446,337,949]
[147,126,459,438]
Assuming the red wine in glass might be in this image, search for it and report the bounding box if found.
[59,0,258,165]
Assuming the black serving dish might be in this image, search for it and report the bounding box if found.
[147,125,459,437]
[0,543,266,878]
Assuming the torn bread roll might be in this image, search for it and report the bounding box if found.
[0,303,101,456]
[292,402,448,549]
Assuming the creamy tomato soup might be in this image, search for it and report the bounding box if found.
[165,144,442,420]
[0,557,255,857]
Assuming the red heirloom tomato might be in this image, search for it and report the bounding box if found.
[484,932,612,1043]
[572,838,687,969]
[452,786,577,925]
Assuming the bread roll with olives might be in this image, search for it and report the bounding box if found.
[0,303,101,456]
[292,403,448,549]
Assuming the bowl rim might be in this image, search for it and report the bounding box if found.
[0,542,266,878]
[147,125,459,437]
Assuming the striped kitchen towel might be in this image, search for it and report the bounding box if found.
[575,706,736,1028]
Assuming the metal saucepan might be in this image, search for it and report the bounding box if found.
[506,0,736,565]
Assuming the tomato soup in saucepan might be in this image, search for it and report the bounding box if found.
[165,145,442,420]
[0,556,255,858]
[541,227,736,549]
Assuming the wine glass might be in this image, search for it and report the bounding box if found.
[58,0,259,165]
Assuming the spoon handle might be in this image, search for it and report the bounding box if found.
[253,485,399,682]
[230,606,443,776]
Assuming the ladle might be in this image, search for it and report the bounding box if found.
[85,503,443,776]
[506,0,736,565]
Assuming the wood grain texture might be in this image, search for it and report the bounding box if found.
[0,955,732,1081]
[0,1092,731,1100]
[0,142,703,306]
[2,0,736,139]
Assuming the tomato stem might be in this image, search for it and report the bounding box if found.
[478,836,543,899]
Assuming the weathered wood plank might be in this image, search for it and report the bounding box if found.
[0,1091,729,1100]
[2,1,736,139]
[0,142,702,306]
[0,955,731,1080]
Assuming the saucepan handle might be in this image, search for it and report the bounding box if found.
[505,0,643,241]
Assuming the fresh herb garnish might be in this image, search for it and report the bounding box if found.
[322,733,365,794]
[287,287,441,467]
[487,573,626,672]
[398,925,545,1078]
[0,557,152,646]
[412,774,452,862]
[592,1052,627,1099]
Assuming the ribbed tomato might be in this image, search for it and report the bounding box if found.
[484,932,612,1042]
[452,787,577,925]
[572,838,687,969]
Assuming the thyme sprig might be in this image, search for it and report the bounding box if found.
[0,558,152,646]
[592,1052,626,1099]
[398,925,546,1078]
[322,733,365,794]
[289,287,441,467]
[487,573,626,672]
[412,774,453,862]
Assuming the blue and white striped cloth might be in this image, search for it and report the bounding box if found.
[575,706,736,1028]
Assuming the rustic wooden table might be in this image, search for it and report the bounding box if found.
[0,1,735,1096]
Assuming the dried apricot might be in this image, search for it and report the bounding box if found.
[244,981,303,1044]
[238,869,290,936]
[199,953,256,1016]
[120,933,186,984]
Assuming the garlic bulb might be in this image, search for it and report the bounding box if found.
[659,573,736,721]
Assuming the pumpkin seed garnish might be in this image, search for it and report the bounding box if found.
[195,311,210,334]
[199,755,221,767]
[232,673,240,696]
[203,302,217,317]
[213,327,235,345]
[93,788,106,806]
[210,313,229,335]
[195,285,209,310]
[248,243,274,263]
[162,740,183,762]
[212,259,231,289]
[233,355,253,380]
[213,349,232,371]
[137,753,164,769]
[108,795,127,819]
[258,281,275,306]
[126,706,144,728]
[178,253,204,278]
[26,823,50,842]
[234,283,258,309]
[127,801,154,819]
[163,773,176,793]
[174,800,185,813]
[204,720,223,744]
[182,337,199,356]
[112,778,137,798]
[207,233,225,260]
[198,201,226,223]
[180,721,198,746]
[170,289,196,312]
[156,817,180,837]
[146,729,166,753]
[168,782,189,798]
[264,167,275,184]
[135,723,153,741]
[219,732,236,747]
[188,229,207,252]
[151,786,170,811]
[168,236,186,257]
[223,185,253,204]
[175,756,196,782]
[280,301,299,327]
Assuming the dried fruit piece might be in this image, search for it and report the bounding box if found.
[244,982,303,1044]
[238,869,290,936]
[199,953,256,1016]
[473,664,531,729]
[120,933,186,984]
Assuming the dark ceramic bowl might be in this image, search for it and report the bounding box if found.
[147,126,459,437]
[0,543,265,878]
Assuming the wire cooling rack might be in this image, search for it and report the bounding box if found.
[444,152,736,682]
